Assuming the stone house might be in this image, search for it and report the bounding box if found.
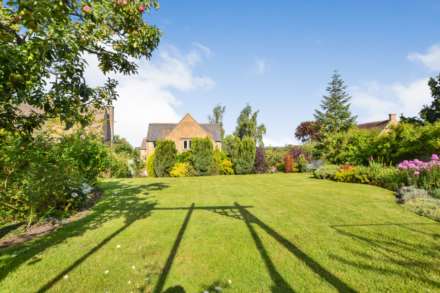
[18,104,114,144]
[357,113,398,134]
[139,114,222,161]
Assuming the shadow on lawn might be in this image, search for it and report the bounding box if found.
[330,222,440,290]
[151,203,355,293]
[0,180,168,289]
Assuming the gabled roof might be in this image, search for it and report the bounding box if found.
[357,114,398,131]
[357,120,389,130]
[146,123,177,141]
[145,114,222,142]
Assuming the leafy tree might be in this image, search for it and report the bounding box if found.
[0,1,161,135]
[314,72,356,134]
[191,137,214,176]
[420,74,440,123]
[234,104,266,146]
[208,104,226,138]
[235,137,256,174]
[399,114,424,126]
[153,140,177,177]
[295,121,321,142]
[254,147,268,173]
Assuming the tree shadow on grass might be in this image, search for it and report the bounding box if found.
[0,222,24,239]
[233,203,356,293]
[0,180,169,286]
[330,222,440,290]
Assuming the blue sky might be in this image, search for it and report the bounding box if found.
[87,1,440,146]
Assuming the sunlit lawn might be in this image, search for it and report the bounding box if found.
[1,173,440,292]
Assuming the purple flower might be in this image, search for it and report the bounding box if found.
[432,154,439,161]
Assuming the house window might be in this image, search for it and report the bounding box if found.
[183,139,192,150]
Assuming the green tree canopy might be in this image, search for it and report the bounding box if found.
[420,74,440,123]
[0,0,161,134]
[208,104,226,138]
[314,71,356,133]
[234,104,266,146]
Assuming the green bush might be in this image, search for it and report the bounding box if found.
[313,165,340,179]
[0,130,110,224]
[417,166,440,192]
[108,152,131,178]
[147,152,156,177]
[224,135,256,174]
[176,150,192,163]
[153,140,177,177]
[223,135,241,168]
[431,189,440,199]
[265,147,288,170]
[297,155,309,173]
[319,122,440,166]
[212,150,234,175]
[220,158,234,175]
[170,162,194,177]
[235,137,256,175]
[191,138,214,176]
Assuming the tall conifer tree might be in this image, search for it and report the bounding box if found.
[314,71,356,133]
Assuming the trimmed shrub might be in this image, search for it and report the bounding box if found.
[220,159,234,175]
[223,135,241,169]
[153,140,177,177]
[235,137,256,174]
[170,162,194,177]
[191,138,214,176]
[147,152,156,177]
[255,147,268,173]
[224,135,256,175]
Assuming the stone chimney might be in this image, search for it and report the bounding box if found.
[388,113,397,125]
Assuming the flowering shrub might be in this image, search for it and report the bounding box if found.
[398,154,440,173]
[398,154,440,191]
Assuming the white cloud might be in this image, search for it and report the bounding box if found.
[408,44,440,71]
[255,58,267,75]
[84,43,214,146]
[352,78,431,122]
[264,136,294,147]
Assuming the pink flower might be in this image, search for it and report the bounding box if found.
[83,5,92,13]
[139,4,146,13]
[432,154,439,161]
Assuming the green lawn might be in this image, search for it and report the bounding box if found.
[1,174,440,292]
